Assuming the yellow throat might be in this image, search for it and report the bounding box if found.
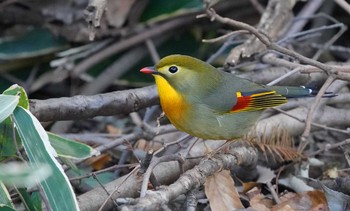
[154,75,188,127]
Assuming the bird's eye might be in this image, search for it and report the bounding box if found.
[168,66,178,74]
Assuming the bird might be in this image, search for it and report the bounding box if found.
[140,54,314,140]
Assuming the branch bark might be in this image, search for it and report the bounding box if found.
[121,145,257,210]
[255,105,350,137]
[29,86,159,122]
[225,0,295,64]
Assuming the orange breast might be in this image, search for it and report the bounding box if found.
[154,76,188,127]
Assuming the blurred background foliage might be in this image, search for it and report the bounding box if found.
[0,0,238,97]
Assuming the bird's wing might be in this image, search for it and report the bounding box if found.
[230,89,287,113]
[200,73,288,113]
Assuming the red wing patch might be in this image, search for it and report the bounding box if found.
[231,91,287,113]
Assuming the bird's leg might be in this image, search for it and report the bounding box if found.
[206,140,235,158]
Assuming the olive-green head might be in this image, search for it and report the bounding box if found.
[140,55,220,95]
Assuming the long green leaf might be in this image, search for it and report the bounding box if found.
[0,28,68,60]
[0,162,51,187]
[48,132,100,160]
[0,182,15,210]
[0,95,18,123]
[16,188,42,211]
[0,117,21,160]
[13,107,80,211]
[3,84,29,109]
[0,205,16,211]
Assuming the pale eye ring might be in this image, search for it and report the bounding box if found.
[168,66,178,74]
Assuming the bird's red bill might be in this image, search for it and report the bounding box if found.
[140,67,154,74]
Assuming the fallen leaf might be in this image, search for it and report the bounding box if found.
[256,165,276,184]
[106,0,136,28]
[325,167,338,179]
[279,174,314,192]
[86,153,112,170]
[249,194,272,211]
[320,182,350,211]
[272,190,328,211]
[243,181,261,193]
[106,124,122,135]
[204,170,244,211]
[246,186,262,200]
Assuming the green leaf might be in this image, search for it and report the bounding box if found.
[68,168,115,190]
[0,182,15,210]
[16,188,41,211]
[30,191,42,211]
[48,132,100,160]
[3,84,29,109]
[0,27,68,60]
[0,95,18,123]
[0,205,16,211]
[141,0,203,22]
[81,172,115,189]
[0,117,21,160]
[13,107,79,211]
[0,162,51,187]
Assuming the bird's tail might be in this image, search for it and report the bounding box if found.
[268,86,335,98]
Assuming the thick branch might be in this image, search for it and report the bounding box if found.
[77,157,200,211]
[255,106,350,137]
[121,145,257,210]
[29,86,159,122]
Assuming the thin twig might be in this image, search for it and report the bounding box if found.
[203,8,336,75]
[308,139,350,157]
[249,0,264,14]
[146,39,160,63]
[335,0,350,15]
[266,181,281,204]
[267,67,302,86]
[98,167,140,211]
[272,107,350,135]
[140,154,185,197]
[70,163,136,181]
[285,0,324,37]
[299,76,336,152]
[123,146,257,209]
[202,30,249,43]
[92,173,110,196]
[153,134,193,156]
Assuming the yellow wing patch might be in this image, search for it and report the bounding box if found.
[231,91,287,113]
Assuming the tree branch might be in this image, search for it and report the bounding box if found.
[121,145,257,210]
[29,86,159,122]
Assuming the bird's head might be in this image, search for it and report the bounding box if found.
[140,55,219,95]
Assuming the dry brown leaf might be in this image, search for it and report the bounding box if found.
[106,0,136,28]
[243,182,261,193]
[272,190,328,211]
[106,124,122,135]
[241,166,275,193]
[249,194,272,211]
[326,167,338,179]
[204,170,244,211]
[86,153,112,170]
[272,204,296,211]
[134,138,162,152]
[246,186,262,200]
[307,190,328,208]
[279,192,297,203]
